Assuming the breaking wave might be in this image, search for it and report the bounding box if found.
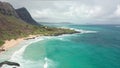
[60,27,98,34]
[1,36,57,68]
[1,37,54,68]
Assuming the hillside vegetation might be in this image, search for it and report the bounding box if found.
[0,1,78,46]
[0,13,77,46]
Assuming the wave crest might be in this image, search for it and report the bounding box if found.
[2,37,45,68]
[60,27,98,34]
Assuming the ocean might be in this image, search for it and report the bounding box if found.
[0,24,120,68]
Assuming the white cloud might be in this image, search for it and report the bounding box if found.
[32,9,52,18]
[114,5,120,17]
[31,3,103,21]
[1,0,120,24]
[74,5,102,18]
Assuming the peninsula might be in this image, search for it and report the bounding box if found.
[0,1,79,52]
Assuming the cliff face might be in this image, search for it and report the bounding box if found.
[0,1,78,47]
[16,7,40,25]
[0,1,40,41]
[0,2,19,18]
[0,1,40,25]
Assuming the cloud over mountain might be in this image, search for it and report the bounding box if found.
[1,0,120,24]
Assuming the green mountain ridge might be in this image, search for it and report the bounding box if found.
[0,1,78,46]
[15,7,40,25]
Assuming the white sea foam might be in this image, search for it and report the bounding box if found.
[1,27,97,68]
[60,27,98,34]
[69,28,97,34]
[10,37,44,62]
[1,36,57,68]
[53,27,98,42]
[78,29,97,34]
[44,57,48,68]
[43,57,56,68]
[1,36,46,68]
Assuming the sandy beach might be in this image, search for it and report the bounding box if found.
[0,35,40,54]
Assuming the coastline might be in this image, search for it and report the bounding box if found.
[0,35,40,54]
[0,29,80,54]
[0,29,80,67]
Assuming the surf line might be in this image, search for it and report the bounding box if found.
[44,57,48,68]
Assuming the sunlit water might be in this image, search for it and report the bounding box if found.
[0,25,120,68]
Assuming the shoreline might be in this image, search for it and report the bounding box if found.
[0,30,80,54]
[0,35,40,54]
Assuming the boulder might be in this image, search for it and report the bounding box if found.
[0,61,20,67]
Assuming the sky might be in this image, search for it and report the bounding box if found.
[1,0,120,24]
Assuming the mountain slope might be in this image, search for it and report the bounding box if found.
[0,1,19,17]
[16,7,40,25]
[0,13,35,40]
[0,1,41,41]
[0,1,78,47]
[0,1,39,46]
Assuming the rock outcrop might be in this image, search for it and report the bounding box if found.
[0,1,19,18]
[16,7,40,25]
[0,1,40,25]
[0,61,20,67]
[0,1,40,41]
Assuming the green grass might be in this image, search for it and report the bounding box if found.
[0,40,4,47]
[0,13,79,46]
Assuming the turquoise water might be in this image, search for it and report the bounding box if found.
[1,25,120,68]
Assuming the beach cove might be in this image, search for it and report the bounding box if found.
[0,25,120,68]
[0,28,80,68]
[0,35,47,67]
[0,35,41,54]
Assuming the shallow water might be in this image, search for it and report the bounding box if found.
[0,25,120,68]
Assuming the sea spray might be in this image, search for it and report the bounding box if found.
[43,57,56,68]
[1,25,120,68]
[10,38,44,61]
[69,28,98,34]
[3,37,45,68]
[44,57,48,68]
[4,36,56,68]
[60,27,98,34]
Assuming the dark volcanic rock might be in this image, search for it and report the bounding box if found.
[16,7,40,25]
[0,1,19,18]
[0,61,20,67]
[0,48,5,51]
[0,1,40,25]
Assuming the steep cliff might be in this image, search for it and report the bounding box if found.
[0,1,39,45]
[16,7,40,25]
[0,1,19,18]
[0,1,78,47]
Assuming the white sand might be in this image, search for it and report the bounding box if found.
[0,35,40,53]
